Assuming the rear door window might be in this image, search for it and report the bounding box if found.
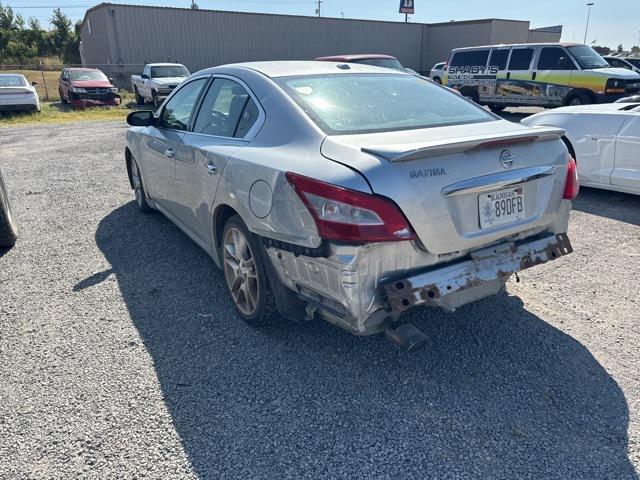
[193,78,257,138]
[488,49,509,70]
[450,50,490,67]
[508,48,534,70]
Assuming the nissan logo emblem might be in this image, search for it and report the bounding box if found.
[500,150,514,169]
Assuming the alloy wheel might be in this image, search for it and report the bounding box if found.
[223,227,259,316]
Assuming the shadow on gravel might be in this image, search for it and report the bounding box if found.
[92,202,638,480]
[573,186,640,226]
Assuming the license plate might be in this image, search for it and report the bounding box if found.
[479,186,525,229]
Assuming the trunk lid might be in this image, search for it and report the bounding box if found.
[320,120,568,254]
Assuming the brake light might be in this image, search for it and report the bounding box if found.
[286,172,416,243]
[563,154,579,200]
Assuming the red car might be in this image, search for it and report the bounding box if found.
[314,54,408,71]
[58,67,121,108]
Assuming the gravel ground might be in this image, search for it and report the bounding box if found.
[0,120,639,479]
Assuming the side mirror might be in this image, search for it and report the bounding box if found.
[31,81,38,86]
[127,110,156,127]
[141,73,149,79]
[108,77,114,82]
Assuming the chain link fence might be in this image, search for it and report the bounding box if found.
[0,63,145,101]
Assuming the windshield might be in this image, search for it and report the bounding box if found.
[627,58,640,68]
[151,66,190,78]
[567,45,610,70]
[0,75,26,87]
[70,70,108,81]
[353,58,405,71]
[277,73,495,135]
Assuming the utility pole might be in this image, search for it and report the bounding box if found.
[315,0,322,17]
[583,3,594,44]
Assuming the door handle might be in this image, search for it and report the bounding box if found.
[532,71,537,81]
[164,148,175,158]
[206,161,218,175]
[506,72,511,80]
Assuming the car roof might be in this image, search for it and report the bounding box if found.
[452,42,582,52]
[315,54,397,62]
[0,73,26,78]
[146,63,186,67]
[66,67,102,72]
[199,60,407,78]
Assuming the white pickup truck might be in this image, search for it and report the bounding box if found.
[131,63,190,108]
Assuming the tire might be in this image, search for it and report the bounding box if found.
[129,157,153,213]
[433,77,442,85]
[566,91,593,106]
[59,89,68,104]
[0,170,18,249]
[222,215,277,326]
[489,105,506,113]
[134,86,144,105]
[460,88,479,104]
[152,91,160,110]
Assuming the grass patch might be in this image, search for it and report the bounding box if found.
[0,92,147,127]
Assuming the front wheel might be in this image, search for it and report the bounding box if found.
[129,158,153,213]
[433,76,442,85]
[222,215,277,326]
[0,170,18,249]
[566,92,593,106]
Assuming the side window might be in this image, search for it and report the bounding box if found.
[158,78,207,131]
[450,50,490,67]
[613,59,631,70]
[538,47,575,70]
[508,48,534,70]
[193,78,257,138]
[488,49,509,70]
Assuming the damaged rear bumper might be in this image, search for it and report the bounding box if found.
[382,233,572,314]
[266,231,573,335]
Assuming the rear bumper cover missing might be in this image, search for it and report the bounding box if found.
[382,233,573,314]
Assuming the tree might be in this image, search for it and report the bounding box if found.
[0,2,17,31]
[593,46,611,55]
[632,46,640,54]
[617,44,624,53]
[27,17,41,31]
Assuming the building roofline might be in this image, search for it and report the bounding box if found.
[81,3,546,31]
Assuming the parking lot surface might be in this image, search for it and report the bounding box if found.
[1,120,639,479]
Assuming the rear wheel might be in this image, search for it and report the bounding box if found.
[222,215,277,326]
[0,170,18,249]
[433,77,442,84]
[152,91,160,110]
[134,86,144,105]
[129,158,153,213]
[566,91,593,106]
[489,105,506,113]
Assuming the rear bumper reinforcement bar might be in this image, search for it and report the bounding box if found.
[381,233,573,314]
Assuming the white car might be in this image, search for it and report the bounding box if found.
[522,102,640,195]
[429,62,446,84]
[0,74,40,112]
[604,56,640,74]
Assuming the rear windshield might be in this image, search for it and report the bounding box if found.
[567,45,609,70]
[0,75,26,87]
[70,70,107,81]
[352,58,405,71]
[276,73,495,135]
[151,66,190,78]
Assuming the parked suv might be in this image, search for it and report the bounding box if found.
[59,68,120,108]
[444,43,640,109]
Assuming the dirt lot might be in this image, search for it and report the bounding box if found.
[0,121,639,479]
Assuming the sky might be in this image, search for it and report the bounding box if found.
[6,0,640,50]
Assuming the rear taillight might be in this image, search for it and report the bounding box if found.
[286,172,416,243]
[563,154,579,200]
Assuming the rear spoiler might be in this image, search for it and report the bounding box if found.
[361,127,565,162]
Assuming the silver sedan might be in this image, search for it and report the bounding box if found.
[125,61,577,350]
